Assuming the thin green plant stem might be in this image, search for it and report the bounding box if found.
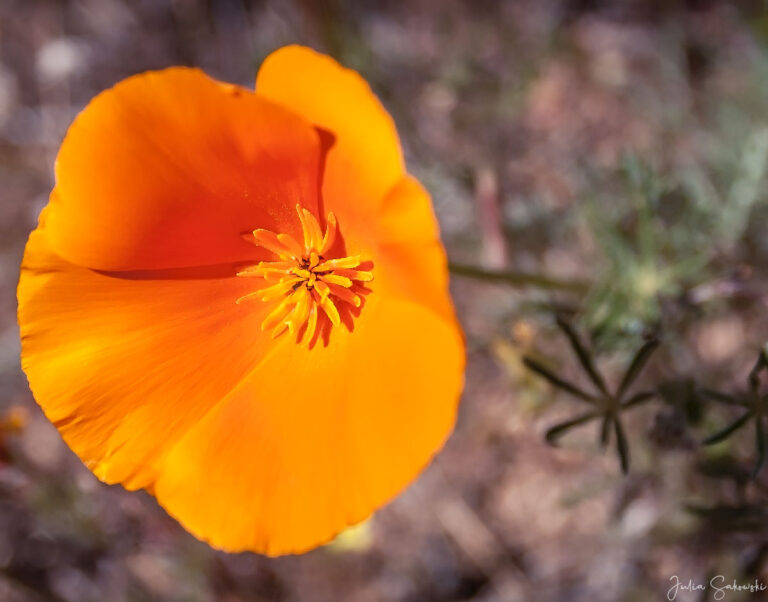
[448,262,590,293]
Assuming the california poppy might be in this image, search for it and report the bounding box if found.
[17,45,464,555]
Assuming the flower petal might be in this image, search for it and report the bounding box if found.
[375,176,440,245]
[255,46,404,222]
[17,226,277,489]
[152,293,464,555]
[46,67,322,271]
[374,176,456,323]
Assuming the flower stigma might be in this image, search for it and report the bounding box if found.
[236,205,373,343]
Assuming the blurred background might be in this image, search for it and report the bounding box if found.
[3,0,768,600]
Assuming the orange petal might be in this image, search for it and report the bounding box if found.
[152,293,464,555]
[375,175,441,245]
[46,67,321,271]
[17,227,277,490]
[256,46,404,249]
[369,175,456,324]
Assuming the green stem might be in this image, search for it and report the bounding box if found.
[448,262,589,293]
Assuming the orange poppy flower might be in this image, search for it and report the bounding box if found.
[16,46,464,555]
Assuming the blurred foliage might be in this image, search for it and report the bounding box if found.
[583,138,768,347]
[524,317,658,472]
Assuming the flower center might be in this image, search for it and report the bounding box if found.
[236,205,373,343]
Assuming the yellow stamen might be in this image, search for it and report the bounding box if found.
[309,251,319,268]
[314,256,362,272]
[327,283,361,307]
[319,212,337,255]
[314,279,331,299]
[319,273,353,288]
[287,287,311,335]
[257,278,302,302]
[235,291,262,304]
[318,292,341,327]
[277,233,304,259]
[261,294,297,331]
[304,304,319,345]
[297,205,323,251]
[251,230,292,259]
[236,261,296,277]
[238,206,373,343]
[333,268,373,282]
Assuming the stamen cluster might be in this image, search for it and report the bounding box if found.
[237,205,373,343]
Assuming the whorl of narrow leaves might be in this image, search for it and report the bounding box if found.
[703,349,768,478]
[523,318,659,474]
